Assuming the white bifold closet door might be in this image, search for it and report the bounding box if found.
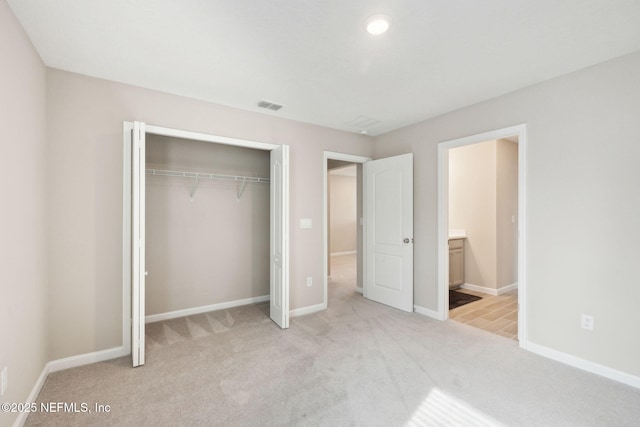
[130,121,290,367]
[269,145,289,328]
[132,121,146,367]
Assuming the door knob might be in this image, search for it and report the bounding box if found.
[403,238,410,243]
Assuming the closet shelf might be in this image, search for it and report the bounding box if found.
[146,168,270,183]
[146,168,270,201]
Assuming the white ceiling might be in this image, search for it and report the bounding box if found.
[8,0,640,136]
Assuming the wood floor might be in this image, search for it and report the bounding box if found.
[449,288,519,340]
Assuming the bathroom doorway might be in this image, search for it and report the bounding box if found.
[438,125,527,347]
[447,137,519,339]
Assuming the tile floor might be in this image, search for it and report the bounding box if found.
[449,288,519,340]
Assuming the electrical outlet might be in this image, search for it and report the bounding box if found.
[306,276,313,287]
[581,314,594,331]
[1,366,7,396]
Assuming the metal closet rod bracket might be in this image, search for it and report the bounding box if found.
[236,178,247,201]
[190,175,199,201]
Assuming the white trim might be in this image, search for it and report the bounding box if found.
[437,124,528,346]
[48,346,129,373]
[527,342,640,389]
[145,295,270,323]
[460,282,518,296]
[330,250,357,257]
[13,346,129,427]
[414,305,440,320]
[355,286,363,294]
[498,282,518,295]
[324,151,372,163]
[145,124,279,151]
[290,303,327,318]
[323,151,371,310]
[13,364,49,427]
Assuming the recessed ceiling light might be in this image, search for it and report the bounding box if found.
[366,14,391,35]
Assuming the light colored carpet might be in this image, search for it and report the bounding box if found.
[25,256,640,426]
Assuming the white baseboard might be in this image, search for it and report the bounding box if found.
[13,364,50,427]
[290,303,326,318]
[355,286,363,294]
[497,282,518,295]
[330,250,356,257]
[526,341,640,389]
[414,304,441,320]
[460,282,518,296]
[14,345,128,427]
[48,346,129,373]
[146,295,270,323]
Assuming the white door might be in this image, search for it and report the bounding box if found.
[364,153,414,312]
[270,145,290,328]
[132,121,146,366]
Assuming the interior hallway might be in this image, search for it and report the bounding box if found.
[328,253,358,302]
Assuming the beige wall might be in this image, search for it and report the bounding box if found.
[0,1,48,425]
[449,139,518,290]
[449,141,498,288]
[374,51,640,377]
[329,169,357,254]
[46,68,372,359]
[496,139,518,288]
[145,135,270,315]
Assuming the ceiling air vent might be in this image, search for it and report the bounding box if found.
[257,100,283,111]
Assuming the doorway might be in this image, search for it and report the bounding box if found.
[327,162,360,303]
[323,151,415,313]
[124,122,290,367]
[438,125,528,347]
[323,152,369,309]
[447,138,519,340]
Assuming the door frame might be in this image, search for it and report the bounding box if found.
[322,151,371,308]
[437,124,528,348]
[123,122,288,363]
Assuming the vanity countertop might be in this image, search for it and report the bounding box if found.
[448,229,467,240]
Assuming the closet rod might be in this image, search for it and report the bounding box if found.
[145,168,270,184]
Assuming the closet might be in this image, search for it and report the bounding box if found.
[126,121,289,367]
[145,134,270,321]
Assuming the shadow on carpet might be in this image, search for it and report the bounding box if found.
[449,290,482,310]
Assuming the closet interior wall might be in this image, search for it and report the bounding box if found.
[145,134,270,317]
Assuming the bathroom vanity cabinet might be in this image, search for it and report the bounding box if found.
[449,238,465,288]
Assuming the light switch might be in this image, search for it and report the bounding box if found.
[300,219,312,229]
